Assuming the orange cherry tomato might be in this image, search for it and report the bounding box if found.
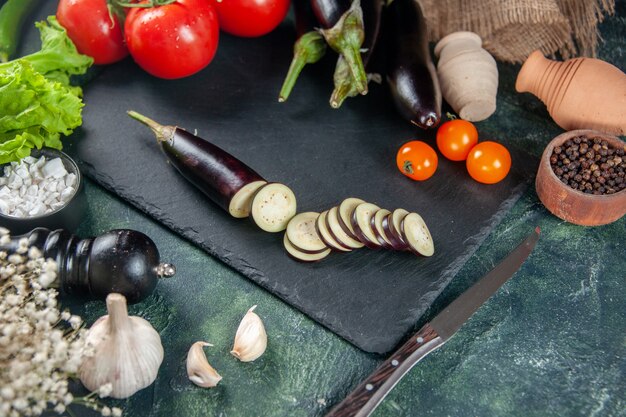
[436,119,479,161]
[396,141,438,181]
[466,141,512,184]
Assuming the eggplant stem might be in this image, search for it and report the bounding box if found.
[278,56,306,102]
[127,110,175,143]
[279,31,326,102]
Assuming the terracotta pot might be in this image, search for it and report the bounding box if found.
[516,51,626,136]
[434,31,498,122]
[535,130,626,226]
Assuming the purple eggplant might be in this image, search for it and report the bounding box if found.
[278,0,327,102]
[128,111,298,231]
[128,111,266,217]
[386,0,441,128]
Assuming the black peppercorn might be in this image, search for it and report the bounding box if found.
[550,135,626,196]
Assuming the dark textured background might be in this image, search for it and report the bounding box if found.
[13,0,626,416]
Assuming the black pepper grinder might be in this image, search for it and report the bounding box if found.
[1,228,176,303]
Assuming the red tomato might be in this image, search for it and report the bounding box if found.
[466,141,512,184]
[436,119,479,161]
[396,141,438,181]
[124,0,219,79]
[212,0,290,38]
[57,0,128,65]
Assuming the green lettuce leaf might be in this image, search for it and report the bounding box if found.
[0,16,93,164]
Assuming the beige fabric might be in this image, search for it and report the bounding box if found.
[417,0,615,63]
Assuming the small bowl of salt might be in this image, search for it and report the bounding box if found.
[0,148,86,235]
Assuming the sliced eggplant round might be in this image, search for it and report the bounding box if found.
[350,203,382,249]
[286,212,328,253]
[228,180,268,218]
[326,207,365,249]
[370,208,394,249]
[400,212,435,257]
[316,211,352,252]
[283,233,331,262]
[381,212,409,251]
[337,197,366,240]
[389,208,410,245]
[251,183,297,233]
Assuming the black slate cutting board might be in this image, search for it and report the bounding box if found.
[26,2,535,354]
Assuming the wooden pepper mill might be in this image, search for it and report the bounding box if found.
[0,228,176,303]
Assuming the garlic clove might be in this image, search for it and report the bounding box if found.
[186,341,222,388]
[230,305,267,362]
[79,293,164,399]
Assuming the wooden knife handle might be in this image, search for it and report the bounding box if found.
[325,323,445,417]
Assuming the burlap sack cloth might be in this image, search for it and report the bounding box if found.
[417,0,615,63]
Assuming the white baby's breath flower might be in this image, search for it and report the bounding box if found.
[98,383,113,398]
[8,254,23,264]
[5,294,20,306]
[69,315,82,330]
[17,238,29,254]
[38,272,56,288]
[53,403,66,414]
[112,407,123,417]
[12,398,28,410]
[1,386,15,400]
[0,234,10,245]
[28,246,42,259]
[101,406,112,416]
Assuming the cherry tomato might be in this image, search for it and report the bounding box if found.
[57,0,128,65]
[212,0,290,38]
[396,141,438,181]
[466,141,512,184]
[124,0,219,79]
[436,119,479,161]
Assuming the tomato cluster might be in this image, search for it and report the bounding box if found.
[396,118,511,184]
[57,0,289,78]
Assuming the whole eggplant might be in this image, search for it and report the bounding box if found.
[127,111,265,215]
[386,0,441,128]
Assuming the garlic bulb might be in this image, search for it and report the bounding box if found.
[79,293,164,399]
[230,305,267,362]
[187,342,222,388]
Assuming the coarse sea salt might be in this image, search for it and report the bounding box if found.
[0,156,77,218]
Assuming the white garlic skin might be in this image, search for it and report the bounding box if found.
[79,293,164,399]
[186,342,222,388]
[230,305,267,362]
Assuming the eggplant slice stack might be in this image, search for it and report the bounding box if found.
[283,197,434,262]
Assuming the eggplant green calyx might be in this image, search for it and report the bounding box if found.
[330,55,359,109]
[278,31,327,103]
[127,110,176,144]
[319,0,368,95]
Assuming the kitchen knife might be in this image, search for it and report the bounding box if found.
[325,227,541,417]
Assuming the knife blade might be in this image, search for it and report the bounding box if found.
[325,227,541,417]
